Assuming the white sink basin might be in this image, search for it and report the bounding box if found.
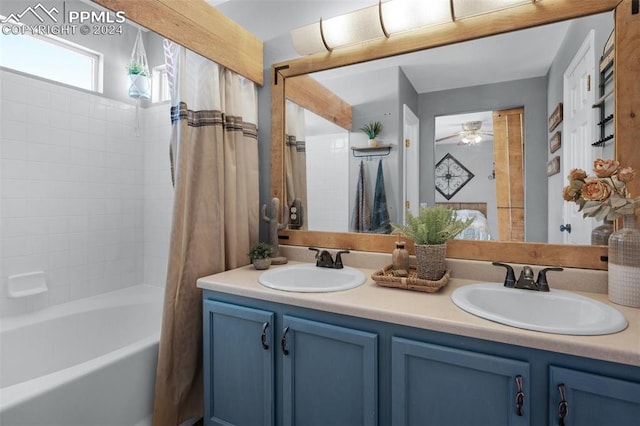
[451,283,628,335]
[258,263,366,293]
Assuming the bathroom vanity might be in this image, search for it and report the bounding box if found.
[198,262,640,426]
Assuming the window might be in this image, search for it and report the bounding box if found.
[152,64,170,103]
[0,21,102,92]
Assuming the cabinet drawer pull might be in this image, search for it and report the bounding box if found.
[281,326,290,355]
[515,375,525,416]
[557,383,568,426]
[261,322,269,350]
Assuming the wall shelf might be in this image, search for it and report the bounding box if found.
[592,29,615,148]
[351,144,393,158]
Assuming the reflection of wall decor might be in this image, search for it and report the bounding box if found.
[549,131,562,153]
[547,156,561,176]
[548,103,563,131]
[434,153,475,200]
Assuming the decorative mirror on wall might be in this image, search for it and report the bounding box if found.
[271,0,640,270]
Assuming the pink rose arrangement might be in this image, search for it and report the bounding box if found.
[563,159,640,220]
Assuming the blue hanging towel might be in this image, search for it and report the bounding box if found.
[371,159,391,233]
[350,160,371,232]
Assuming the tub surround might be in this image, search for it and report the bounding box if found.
[197,248,639,367]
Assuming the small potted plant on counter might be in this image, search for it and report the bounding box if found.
[360,121,383,147]
[248,242,275,270]
[392,206,472,281]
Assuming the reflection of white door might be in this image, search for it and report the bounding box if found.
[403,105,420,224]
[562,30,596,245]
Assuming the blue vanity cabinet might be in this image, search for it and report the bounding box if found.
[203,296,378,426]
[203,300,275,426]
[281,315,378,426]
[391,336,530,425]
[202,289,640,425]
[548,366,640,425]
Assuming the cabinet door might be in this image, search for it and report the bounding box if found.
[281,315,378,426]
[203,300,274,426]
[549,366,640,425]
[392,337,530,426]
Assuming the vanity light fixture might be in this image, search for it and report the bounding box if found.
[452,0,535,20]
[380,0,452,35]
[290,0,538,57]
[290,21,328,56]
[322,4,386,49]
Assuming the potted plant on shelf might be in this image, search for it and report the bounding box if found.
[360,121,383,147]
[126,61,151,100]
[248,242,275,270]
[392,206,472,281]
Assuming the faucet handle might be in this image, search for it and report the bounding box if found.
[308,247,323,265]
[536,267,563,292]
[492,262,516,288]
[334,250,350,269]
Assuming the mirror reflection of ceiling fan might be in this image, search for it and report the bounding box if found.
[436,120,493,145]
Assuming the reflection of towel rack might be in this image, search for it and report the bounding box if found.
[351,144,393,159]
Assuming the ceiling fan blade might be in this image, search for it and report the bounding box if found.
[436,133,462,142]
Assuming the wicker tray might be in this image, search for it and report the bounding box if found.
[371,265,450,293]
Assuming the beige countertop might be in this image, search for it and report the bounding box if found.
[197,261,640,367]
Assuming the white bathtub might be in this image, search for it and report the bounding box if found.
[0,284,164,426]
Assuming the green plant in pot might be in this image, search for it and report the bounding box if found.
[392,206,472,281]
[248,241,275,270]
[360,121,383,147]
[126,61,149,77]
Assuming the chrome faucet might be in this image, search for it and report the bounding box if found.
[309,247,350,269]
[492,262,563,292]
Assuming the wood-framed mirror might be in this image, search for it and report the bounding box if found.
[270,0,640,270]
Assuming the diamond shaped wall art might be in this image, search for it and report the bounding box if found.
[434,153,475,200]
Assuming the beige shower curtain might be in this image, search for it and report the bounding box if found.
[152,41,259,426]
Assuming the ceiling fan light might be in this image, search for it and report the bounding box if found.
[453,0,533,20]
[381,0,452,35]
[461,134,482,145]
[291,21,328,56]
[322,5,386,49]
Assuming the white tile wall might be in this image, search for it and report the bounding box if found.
[142,103,173,288]
[306,134,349,232]
[0,70,173,317]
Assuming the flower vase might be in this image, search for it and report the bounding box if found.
[608,214,640,307]
[591,220,614,245]
[414,243,446,281]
